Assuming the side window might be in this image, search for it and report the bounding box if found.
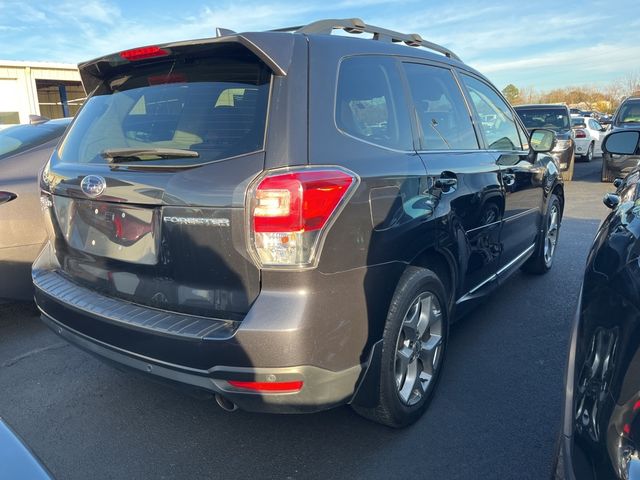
[589,119,601,131]
[460,75,522,151]
[336,56,412,150]
[402,63,478,150]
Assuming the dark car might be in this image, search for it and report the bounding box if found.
[33,18,564,427]
[515,104,575,181]
[555,129,640,479]
[0,118,71,300]
[599,114,613,126]
[602,97,640,182]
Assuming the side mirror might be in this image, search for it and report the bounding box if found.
[602,131,640,155]
[603,193,621,210]
[529,128,557,153]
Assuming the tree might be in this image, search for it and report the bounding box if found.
[502,84,520,104]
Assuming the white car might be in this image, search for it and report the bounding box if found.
[571,116,607,162]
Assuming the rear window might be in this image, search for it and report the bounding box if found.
[515,108,570,131]
[616,100,640,125]
[0,121,68,161]
[571,117,586,127]
[56,54,270,167]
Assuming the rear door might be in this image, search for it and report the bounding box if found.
[43,44,275,320]
[402,62,503,297]
[458,73,542,274]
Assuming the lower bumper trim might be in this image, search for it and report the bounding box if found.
[40,311,364,414]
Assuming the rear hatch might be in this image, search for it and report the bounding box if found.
[42,42,274,320]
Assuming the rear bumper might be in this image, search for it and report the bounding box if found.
[33,244,369,413]
[573,138,590,156]
[551,147,574,171]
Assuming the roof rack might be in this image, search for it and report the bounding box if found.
[214,18,460,62]
[284,18,460,61]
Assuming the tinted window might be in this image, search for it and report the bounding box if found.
[616,100,640,125]
[0,121,68,161]
[572,118,586,127]
[56,55,270,166]
[461,75,522,150]
[589,119,601,130]
[403,63,478,150]
[514,108,570,131]
[336,56,412,150]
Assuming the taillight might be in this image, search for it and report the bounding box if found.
[575,129,587,138]
[247,167,358,269]
[120,45,169,61]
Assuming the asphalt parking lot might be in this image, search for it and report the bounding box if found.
[0,158,613,480]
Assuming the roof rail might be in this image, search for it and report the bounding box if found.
[289,18,460,61]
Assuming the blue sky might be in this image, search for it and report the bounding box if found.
[0,0,639,90]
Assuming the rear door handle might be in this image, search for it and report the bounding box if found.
[0,191,17,205]
[502,173,516,187]
[435,177,457,192]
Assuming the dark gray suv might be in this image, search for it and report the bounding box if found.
[34,19,564,427]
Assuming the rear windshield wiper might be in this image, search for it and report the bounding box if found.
[101,148,199,163]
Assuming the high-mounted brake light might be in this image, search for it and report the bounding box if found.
[120,45,169,61]
[228,380,303,392]
[247,168,358,269]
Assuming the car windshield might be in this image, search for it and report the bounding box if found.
[55,55,271,167]
[0,121,69,161]
[515,108,570,132]
[617,100,640,124]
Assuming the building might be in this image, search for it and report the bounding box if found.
[0,60,84,126]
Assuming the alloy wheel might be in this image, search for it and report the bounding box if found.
[394,292,443,406]
[544,204,560,266]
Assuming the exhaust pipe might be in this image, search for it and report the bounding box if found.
[215,394,238,412]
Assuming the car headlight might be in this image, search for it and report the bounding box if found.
[552,140,571,152]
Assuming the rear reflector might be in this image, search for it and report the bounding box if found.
[120,46,169,61]
[228,380,303,392]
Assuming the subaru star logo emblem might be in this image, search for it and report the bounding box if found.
[80,175,106,198]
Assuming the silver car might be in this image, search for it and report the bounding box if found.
[0,118,70,300]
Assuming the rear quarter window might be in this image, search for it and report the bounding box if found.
[335,56,412,150]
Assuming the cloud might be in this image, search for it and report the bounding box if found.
[0,0,636,91]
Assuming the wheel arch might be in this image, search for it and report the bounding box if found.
[408,247,457,314]
[551,182,565,215]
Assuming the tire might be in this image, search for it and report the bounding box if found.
[352,267,449,428]
[560,157,574,182]
[522,194,562,275]
[601,159,615,183]
[582,142,594,163]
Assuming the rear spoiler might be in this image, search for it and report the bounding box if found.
[77,32,297,94]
